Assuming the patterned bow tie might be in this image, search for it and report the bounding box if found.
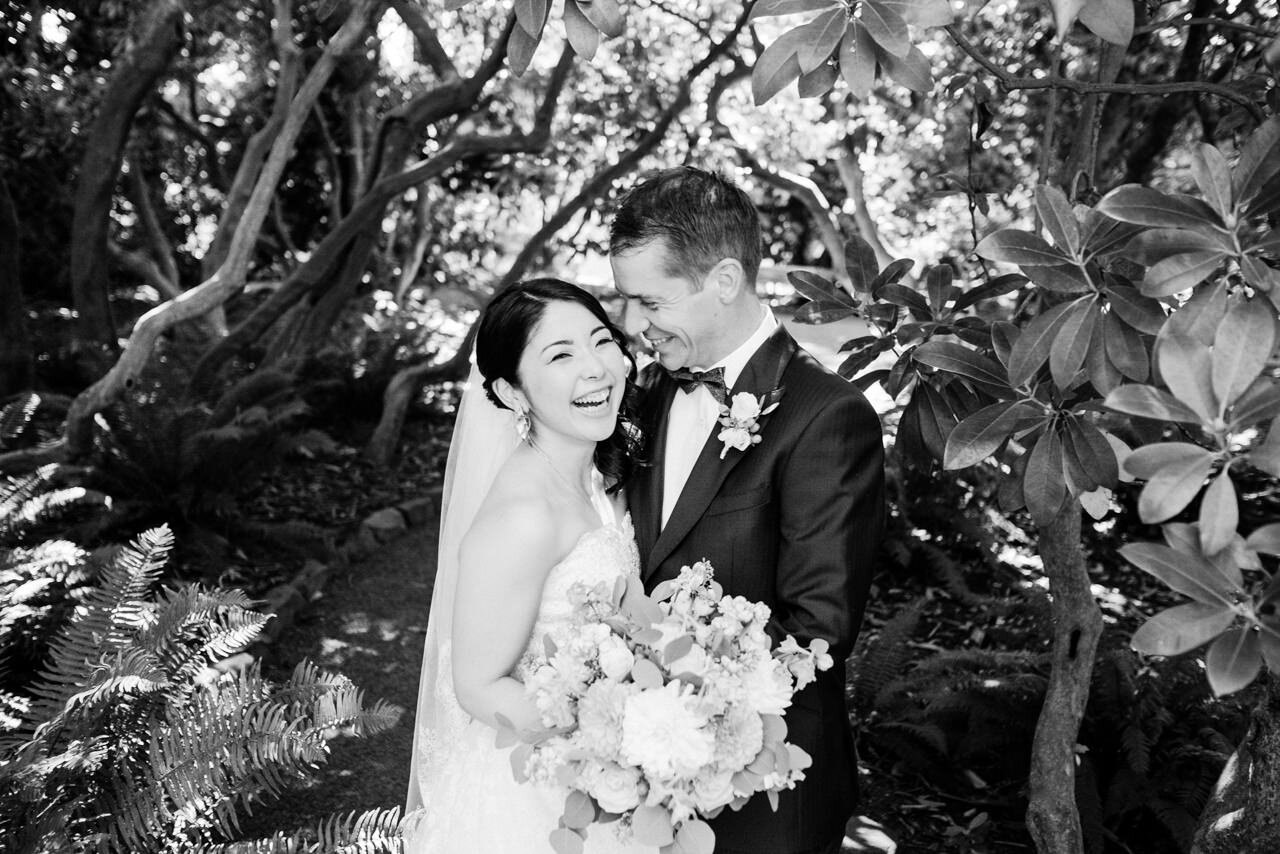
[668,367,728,405]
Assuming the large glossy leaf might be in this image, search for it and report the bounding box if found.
[749,0,841,20]
[514,0,549,37]
[976,230,1069,267]
[1050,298,1099,390]
[1025,428,1067,526]
[1136,447,1215,523]
[1105,285,1166,334]
[913,341,1008,388]
[1191,143,1235,221]
[859,0,911,57]
[1199,469,1238,556]
[580,0,625,37]
[797,8,847,73]
[1025,264,1092,294]
[953,274,1027,311]
[1118,542,1242,606]
[508,22,542,75]
[1078,0,1133,45]
[1247,419,1280,477]
[1157,334,1217,423]
[1126,228,1233,265]
[944,401,1037,470]
[1080,211,1143,259]
[789,270,856,308]
[1131,602,1236,656]
[877,283,931,317]
[1230,378,1280,427]
[1008,301,1075,387]
[1096,185,1224,229]
[1123,442,1213,479]
[753,27,807,104]
[1205,628,1263,697]
[839,23,877,99]
[1246,522,1280,556]
[798,62,839,98]
[1212,296,1276,409]
[1086,316,1122,395]
[562,0,599,59]
[1035,185,1080,256]
[1105,384,1202,423]
[1103,311,1149,381]
[877,44,932,92]
[1162,279,1226,346]
[1232,116,1280,207]
[925,266,954,316]
[1048,0,1087,38]
[844,235,880,293]
[1142,251,1226,297]
[1067,418,1119,489]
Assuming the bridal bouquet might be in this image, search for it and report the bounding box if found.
[501,561,833,854]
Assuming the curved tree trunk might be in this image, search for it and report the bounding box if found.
[0,174,33,396]
[1027,502,1103,854]
[1192,676,1280,854]
[68,0,185,353]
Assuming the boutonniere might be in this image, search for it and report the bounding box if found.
[716,388,783,459]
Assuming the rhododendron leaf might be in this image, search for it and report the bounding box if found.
[1198,469,1239,556]
[1119,542,1242,606]
[549,827,585,854]
[1246,522,1280,556]
[674,819,716,854]
[1206,628,1264,697]
[1105,385,1202,424]
[562,791,596,829]
[1134,447,1215,523]
[633,805,676,846]
[1130,602,1236,656]
[1212,296,1276,409]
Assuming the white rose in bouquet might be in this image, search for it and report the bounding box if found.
[620,681,716,778]
[597,635,634,681]
[581,761,643,814]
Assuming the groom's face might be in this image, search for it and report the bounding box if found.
[610,240,724,371]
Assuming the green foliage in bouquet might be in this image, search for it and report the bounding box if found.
[0,519,403,853]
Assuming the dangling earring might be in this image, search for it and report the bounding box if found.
[515,409,531,442]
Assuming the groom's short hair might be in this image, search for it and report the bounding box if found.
[610,167,762,289]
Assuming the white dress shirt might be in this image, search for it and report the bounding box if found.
[661,310,778,527]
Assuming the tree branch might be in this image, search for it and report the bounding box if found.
[944,24,1265,120]
[388,0,457,80]
[61,0,380,458]
[124,164,180,288]
[1138,15,1277,37]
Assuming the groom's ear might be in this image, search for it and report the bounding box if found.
[705,258,748,303]
[492,377,526,414]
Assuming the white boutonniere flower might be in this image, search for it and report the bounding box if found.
[716,388,782,459]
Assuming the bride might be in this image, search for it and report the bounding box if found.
[404,278,648,853]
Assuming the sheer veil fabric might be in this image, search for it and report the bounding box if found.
[405,362,520,814]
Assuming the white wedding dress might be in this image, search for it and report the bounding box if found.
[404,474,648,854]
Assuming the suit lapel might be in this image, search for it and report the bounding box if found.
[644,325,798,579]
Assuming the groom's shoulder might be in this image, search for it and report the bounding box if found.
[786,341,875,413]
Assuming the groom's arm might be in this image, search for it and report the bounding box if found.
[772,389,884,661]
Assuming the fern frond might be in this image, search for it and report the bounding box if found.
[852,599,923,719]
[0,465,59,530]
[0,392,41,447]
[25,526,173,726]
[1,538,87,581]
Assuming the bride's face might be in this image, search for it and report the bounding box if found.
[514,300,627,445]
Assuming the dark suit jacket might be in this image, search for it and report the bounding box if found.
[627,324,885,854]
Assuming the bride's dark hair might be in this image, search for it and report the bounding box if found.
[475,278,640,493]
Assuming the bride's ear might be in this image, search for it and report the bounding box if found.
[492,377,527,415]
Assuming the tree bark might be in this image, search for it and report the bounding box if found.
[1026,501,1103,854]
[1192,675,1280,854]
[57,0,379,459]
[68,0,185,352]
[0,174,34,397]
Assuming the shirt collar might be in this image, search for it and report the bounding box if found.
[701,308,777,391]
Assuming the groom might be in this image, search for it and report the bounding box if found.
[610,167,885,854]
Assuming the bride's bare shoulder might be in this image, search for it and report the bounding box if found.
[460,453,557,563]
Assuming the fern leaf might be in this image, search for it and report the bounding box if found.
[851,599,924,719]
